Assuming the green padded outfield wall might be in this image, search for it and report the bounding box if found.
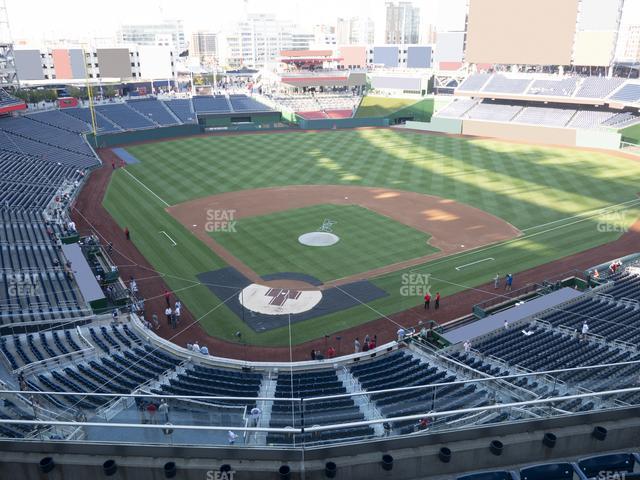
[386,98,434,124]
[88,124,202,148]
[199,111,282,127]
[298,117,389,129]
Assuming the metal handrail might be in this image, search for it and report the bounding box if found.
[2,384,640,438]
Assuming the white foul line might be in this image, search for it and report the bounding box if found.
[159,231,177,246]
[121,168,170,207]
[455,257,494,271]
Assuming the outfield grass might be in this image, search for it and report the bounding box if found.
[103,129,640,346]
[210,204,437,282]
[354,96,421,118]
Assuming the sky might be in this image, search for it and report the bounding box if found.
[5,0,638,48]
[6,0,385,42]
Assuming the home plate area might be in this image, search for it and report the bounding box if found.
[196,267,388,332]
[239,284,322,315]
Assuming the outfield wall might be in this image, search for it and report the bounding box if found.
[199,111,282,128]
[405,118,463,135]
[575,129,621,150]
[88,124,202,148]
[462,120,577,147]
[298,117,389,129]
[461,120,622,150]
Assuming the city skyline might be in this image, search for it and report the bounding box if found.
[5,0,447,46]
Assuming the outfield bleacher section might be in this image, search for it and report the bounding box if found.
[62,107,121,133]
[512,106,577,126]
[568,109,617,129]
[95,103,157,130]
[437,98,640,129]
[448,73,640,129]
[483,74,533,95]
[528,77,580,97]
[576,77,626,98]
[270,93,358,118]
[192,95,231,113]
[164,99,197,123]
[456,73,640,106]
[466,100,522,122]
[126,98,181,126]
[610,84,640,104]
[26,110,92,133]
[228,94,272,112]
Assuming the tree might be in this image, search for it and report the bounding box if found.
[66,86,88,100]
[102,85,117,98]
[13,88,57,103]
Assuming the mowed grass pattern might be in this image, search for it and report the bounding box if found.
[103,129,640,346]
[354,97,421,118]
[210,204,437,282]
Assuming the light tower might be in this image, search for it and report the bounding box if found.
[0,0,18,86]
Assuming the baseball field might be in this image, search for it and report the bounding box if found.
[103,128,640,346]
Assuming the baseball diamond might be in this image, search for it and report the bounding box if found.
[98,128,640,347]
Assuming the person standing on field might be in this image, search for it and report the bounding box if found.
[505,274,513,291]
[424,292,431,310]
[435,292,440,310]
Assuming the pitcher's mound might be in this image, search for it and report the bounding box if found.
[298,232,340,247]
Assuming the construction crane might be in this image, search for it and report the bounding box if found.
[0,0,18,86]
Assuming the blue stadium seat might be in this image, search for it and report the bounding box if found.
[126,98,181,126]
[457,471,517,480]
[520,462,585,480]
[578,453,637,479]
[95,103,156,130]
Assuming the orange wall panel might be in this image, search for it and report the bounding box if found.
[52,49,73,79]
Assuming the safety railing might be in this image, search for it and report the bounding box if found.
[1,383,640,449]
